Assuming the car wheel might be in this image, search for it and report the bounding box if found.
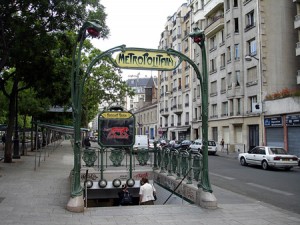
[240,157,247,166]
[262,160,268,170]
[284,167,292,171]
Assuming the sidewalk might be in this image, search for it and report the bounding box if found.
[0,140,299,225]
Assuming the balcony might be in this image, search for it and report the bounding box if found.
[161,108,169,117]
[171,105,177,110]
[205,15,224,37]
[173,104,183,115]
[221,113,228,117]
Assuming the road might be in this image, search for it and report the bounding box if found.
[208,153,300,214]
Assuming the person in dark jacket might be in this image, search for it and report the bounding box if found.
[118,184,133,206]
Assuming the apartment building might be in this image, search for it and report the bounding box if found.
[157,0,299,151]
[131,77,159,139]
[124,76,153,111]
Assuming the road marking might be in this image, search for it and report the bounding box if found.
[210,172,235,180]
[247,183,294,196]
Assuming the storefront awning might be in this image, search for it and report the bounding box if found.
[173,126,190,132]
[160,128,168,132]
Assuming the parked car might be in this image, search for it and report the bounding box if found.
[173,140,192,151]
[133,135,148,153]
[149,139,161,150]
[238,146,298,170]
[189,139,218,155]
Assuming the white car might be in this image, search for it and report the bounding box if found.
[149,139,161,150]
[189,139,218,155]
[238,146,298,170]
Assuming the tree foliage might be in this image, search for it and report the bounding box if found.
[0,0,110,162]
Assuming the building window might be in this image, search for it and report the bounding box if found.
[247,38,257,56]
[227,72,232,88]
[229,99,234,116]
[209,35,217,51]
[227,46,231,62]
[165,100,168,111]
[185,75,189,88]
[177,43,182,52]
[234,44,240,60]
[210,57,217,73]
[177,114,181,126]
[233,0,238,7]
[237,98,241,115]
[185,94,189,107]
[245,10,255,29]
[221,53,226,69]
[234,18,239,33]
[222,101,228,116]
[225,0,230,11]
[221,77,226,93]
[246,66,257,84]
[212,104,218,118]
[249,96,257,112]
[220,29,225,45]
[210,81,217,96]
[235,70,241,86]
[212,127,218,142]
[178,78,182,90]
[185,112,189,125]
[226,20,231,38]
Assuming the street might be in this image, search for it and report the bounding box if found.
[208,153,300,214]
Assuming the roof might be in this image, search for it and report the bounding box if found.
[126,78,152,87]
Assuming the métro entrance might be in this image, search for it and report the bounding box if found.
[83,106,157,207]
[69,25,216,212]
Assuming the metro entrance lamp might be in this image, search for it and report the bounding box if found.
[68,20,102,212]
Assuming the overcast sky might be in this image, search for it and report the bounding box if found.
[92,0,187,78]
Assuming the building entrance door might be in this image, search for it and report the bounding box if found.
[249,125,259,150]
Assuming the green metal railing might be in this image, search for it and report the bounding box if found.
[81,145,203,186]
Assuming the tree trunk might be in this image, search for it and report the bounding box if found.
[4,80,18,163]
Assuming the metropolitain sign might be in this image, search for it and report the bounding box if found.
[115,49,177,70]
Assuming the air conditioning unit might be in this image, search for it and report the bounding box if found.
[252,102,262,113]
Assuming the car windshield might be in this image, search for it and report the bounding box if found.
[208,141,216,146]
[269,147,287,155]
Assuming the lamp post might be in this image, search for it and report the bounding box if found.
[67,20,102,213]
[245,54,264,145]
[189,28,212,193]
[164,28,217,207]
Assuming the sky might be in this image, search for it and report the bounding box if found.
[92,0,187,79]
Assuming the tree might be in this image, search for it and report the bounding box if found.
[0,0,109,162]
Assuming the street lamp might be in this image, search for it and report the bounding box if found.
[67,20,102,213]
[244,54,264,145]
[189,27,212,193]
[188,27,217,207]
[245,55,259,61]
